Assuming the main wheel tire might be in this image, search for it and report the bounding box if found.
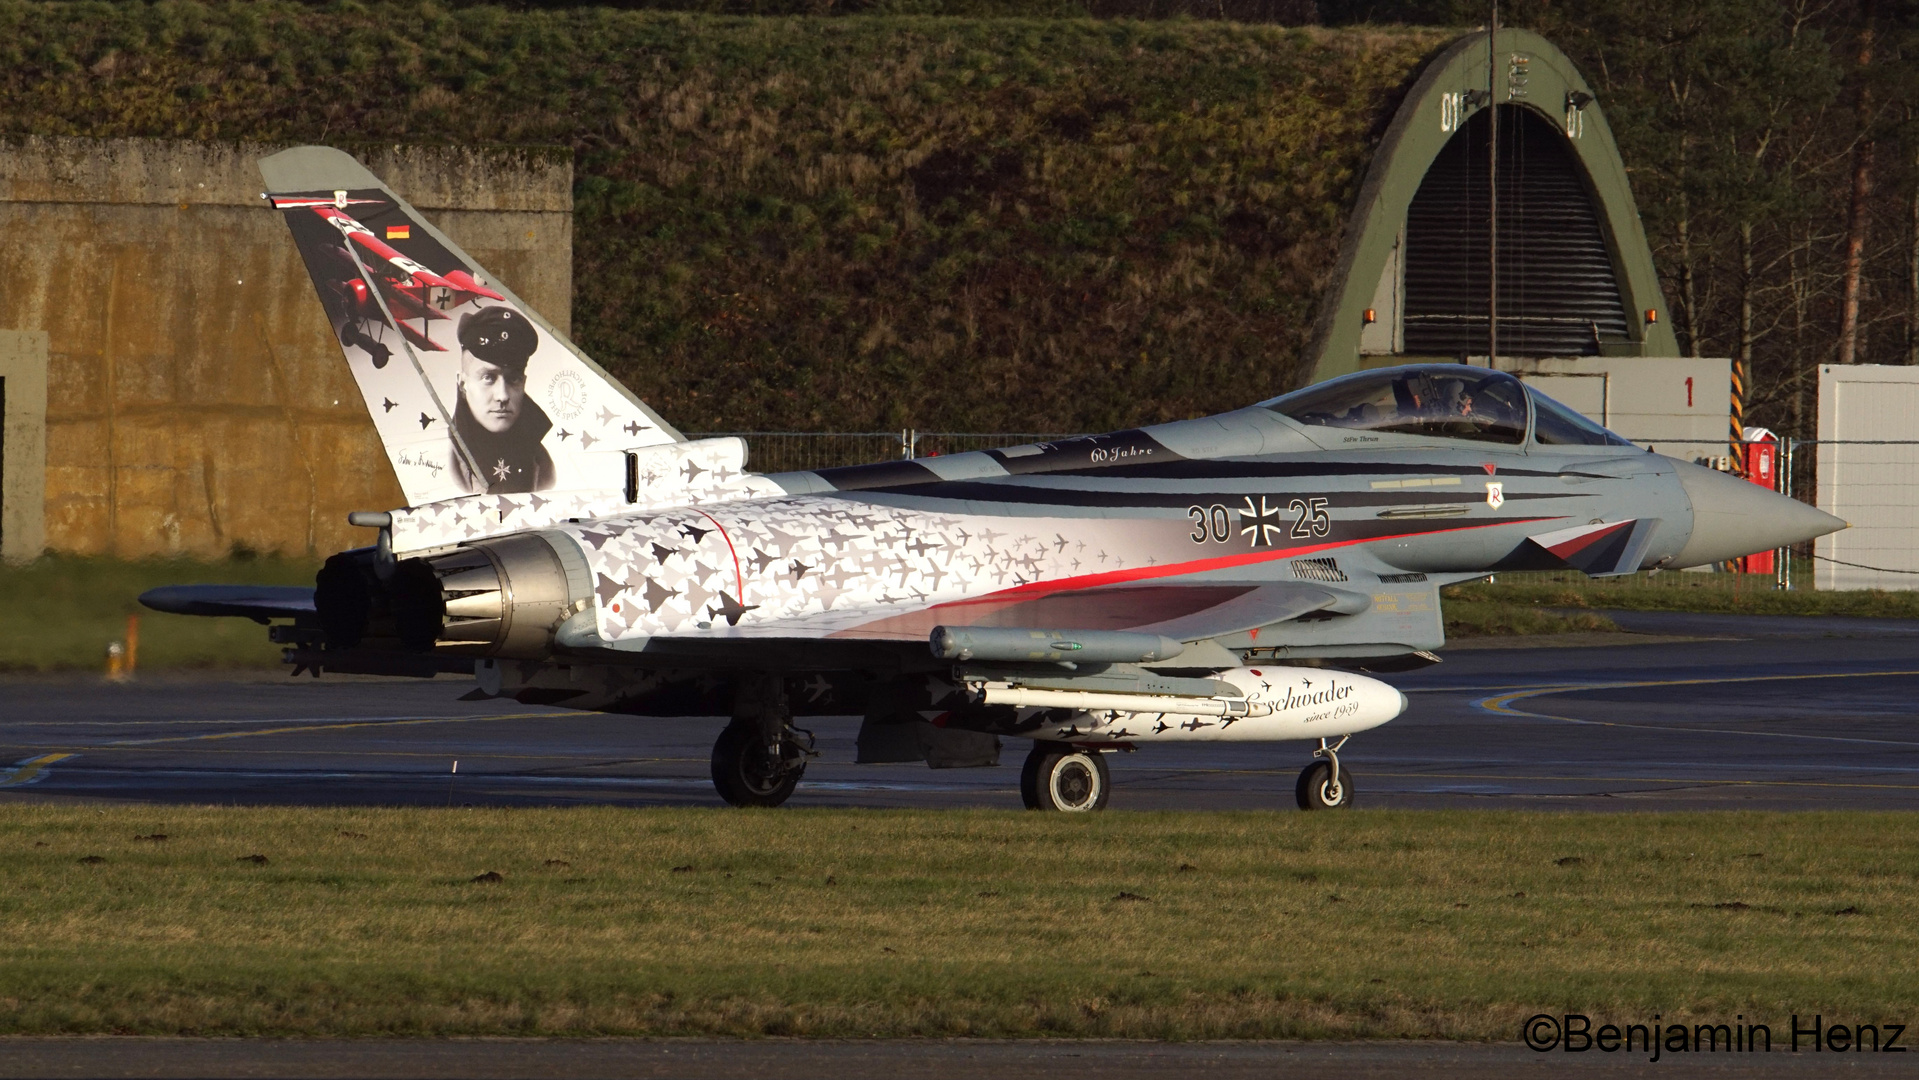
[1021,743,1111,812]
[1018,742,1052,810]
[1295,761,1354,810]
[711,719,804,807]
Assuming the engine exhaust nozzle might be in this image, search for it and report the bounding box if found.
[389,533,585,657]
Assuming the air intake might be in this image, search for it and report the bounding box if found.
[1292,558,1349,583]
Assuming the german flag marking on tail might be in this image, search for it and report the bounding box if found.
[259,143,683,506]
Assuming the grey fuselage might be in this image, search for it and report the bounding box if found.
[395,368,1836,724]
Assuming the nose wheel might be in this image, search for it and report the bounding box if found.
[1021,742,1111,812]
[1296,736,1354,810]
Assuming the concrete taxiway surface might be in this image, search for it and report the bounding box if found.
[4,1036,1914,1080]
[3,610,1918,811]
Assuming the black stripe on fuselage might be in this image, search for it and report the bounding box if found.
[847,481,1589,511]
[814,430,1188,492]
[1288,514,1554,547]
[815,441,1634,493]
[1033,459,1619,481]
[986,429,1184,474]
[812,459,944,491]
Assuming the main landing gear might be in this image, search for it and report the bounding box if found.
[1295,736,1354,810]
[1021,741,1111,812]
[711,677,814,807]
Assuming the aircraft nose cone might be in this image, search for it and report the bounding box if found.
[1671,459,1846,568]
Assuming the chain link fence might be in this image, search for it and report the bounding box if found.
[1795,438,1919,591]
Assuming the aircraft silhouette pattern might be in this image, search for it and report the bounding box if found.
[569,499,1185,643]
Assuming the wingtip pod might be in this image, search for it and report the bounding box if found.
[258,145,683,508]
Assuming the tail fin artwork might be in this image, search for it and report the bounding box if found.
[260,146,681,506]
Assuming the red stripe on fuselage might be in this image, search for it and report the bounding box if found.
[691,508,745,600]
[958,517,1560,607]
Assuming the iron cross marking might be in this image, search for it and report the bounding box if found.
[1240,496,1285,547]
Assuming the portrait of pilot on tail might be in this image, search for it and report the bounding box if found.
[451,305,555,494]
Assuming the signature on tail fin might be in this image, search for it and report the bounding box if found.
[260,147,680,506]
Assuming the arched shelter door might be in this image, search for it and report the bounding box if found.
[1403,104,1632,358]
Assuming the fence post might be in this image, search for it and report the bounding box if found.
[1775,438,1786,591]
[1729,360,1747,477]
[1773,439,1788,590]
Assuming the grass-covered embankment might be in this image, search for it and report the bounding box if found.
[0,1,1447,432]
[1,806,1912,1039]
[0,555,317,673]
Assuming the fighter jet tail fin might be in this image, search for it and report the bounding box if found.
[258,146,681,507]
[1504,519,1660,578]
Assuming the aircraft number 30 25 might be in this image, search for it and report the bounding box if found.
[1186,497,1331,546]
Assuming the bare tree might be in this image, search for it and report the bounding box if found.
[1837,3,1875,363]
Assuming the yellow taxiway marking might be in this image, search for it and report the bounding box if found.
[1124,765,1919,791]
[1359,770,1919,792]
[106,710,590,747]
[8,714,558,729]
[1475,669,1919,747]
[0,753,74,788]
[0,743,703,765]
[0,713,605,779]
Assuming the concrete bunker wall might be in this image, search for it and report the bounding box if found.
[0,137,573,559]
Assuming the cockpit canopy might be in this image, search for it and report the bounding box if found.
[1529,383,1638,447]
[1263,364,1634,447]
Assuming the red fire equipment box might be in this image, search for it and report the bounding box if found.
[1742,428,1779,574]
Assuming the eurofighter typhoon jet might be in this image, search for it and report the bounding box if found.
[145,147,1846,811]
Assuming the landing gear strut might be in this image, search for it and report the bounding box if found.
[711,677,814,807]
[1021,741,1111,812]
[1296,735,1353,810]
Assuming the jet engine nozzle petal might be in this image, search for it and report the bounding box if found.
[388,532,589,657]
[1671,460,1846,568]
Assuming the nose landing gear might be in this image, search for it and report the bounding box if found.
[1296,735,1354,810]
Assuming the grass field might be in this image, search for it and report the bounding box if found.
[0,807,1912,1039]
[0,555,318,673]
[1445,572,1919,620]
[1441,600,1617,638]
